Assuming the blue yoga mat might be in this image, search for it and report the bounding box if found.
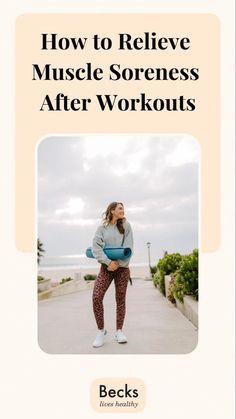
[86,246,132,260]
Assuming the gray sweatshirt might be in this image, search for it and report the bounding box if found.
[92,220,133,267]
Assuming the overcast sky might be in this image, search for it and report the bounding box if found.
[37,135,199,266]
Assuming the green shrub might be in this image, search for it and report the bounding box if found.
[173,249,198,302]
[153,270,161,288]
[60,277,73,285]
[154,253,182,295]
[37,275,45,282]
[84,274,97,281]
[150,265,157,278]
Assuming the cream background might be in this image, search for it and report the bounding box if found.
[0,2,235,419]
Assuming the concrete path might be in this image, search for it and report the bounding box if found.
[38,278,198,354]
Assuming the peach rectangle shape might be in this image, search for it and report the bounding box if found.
[15,14,220,252]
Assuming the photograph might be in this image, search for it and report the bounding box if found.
[37,134,199,354]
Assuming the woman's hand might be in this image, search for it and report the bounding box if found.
[107,261,119,271]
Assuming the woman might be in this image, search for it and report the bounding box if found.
[92,202,133,348]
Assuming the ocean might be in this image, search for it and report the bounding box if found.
[38,254,150,282]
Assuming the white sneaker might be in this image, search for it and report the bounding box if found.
[115,329,127,344]
[92,329,107,348]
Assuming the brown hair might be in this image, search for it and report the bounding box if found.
[102,202,125,234]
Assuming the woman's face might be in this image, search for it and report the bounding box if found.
[111,203,124,220]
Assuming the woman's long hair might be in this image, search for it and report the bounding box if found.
[102,202,125,234]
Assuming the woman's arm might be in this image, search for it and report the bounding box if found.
[123,221,134,251]
[117,221,133,268]
[92,226,112,266]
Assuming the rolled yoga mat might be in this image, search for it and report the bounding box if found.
[86,247,132,260]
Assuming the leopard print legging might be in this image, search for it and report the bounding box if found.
[92,264,130,330]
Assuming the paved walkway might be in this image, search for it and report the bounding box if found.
[38,278,198,354]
